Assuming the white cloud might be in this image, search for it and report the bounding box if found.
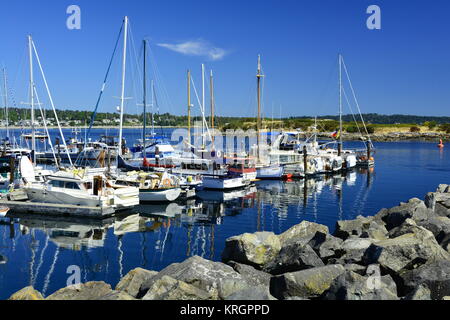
[157,39,227,61]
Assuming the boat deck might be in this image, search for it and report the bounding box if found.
[0,190,115,218]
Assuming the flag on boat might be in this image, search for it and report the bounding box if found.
[331,130,340,139]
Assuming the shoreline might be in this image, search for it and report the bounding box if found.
[8,183,450,300]
[2,127,449,142]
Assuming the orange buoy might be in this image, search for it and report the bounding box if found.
[438,139,444,148]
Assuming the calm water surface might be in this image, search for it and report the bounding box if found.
[0,128,449,299]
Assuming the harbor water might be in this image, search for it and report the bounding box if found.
[0,128,449,299]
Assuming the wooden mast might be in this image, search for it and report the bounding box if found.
[142,39,147,152]
[28,35,36,165]
[210,69,215,144]
[338,54,343,156]
[256,54,264,163]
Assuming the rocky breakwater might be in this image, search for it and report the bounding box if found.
[8,184,450,300]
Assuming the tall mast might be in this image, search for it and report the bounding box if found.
[210,69,215,146]
[187,69,191,144]
[151,80,155,137]
[201,63,205,148]
[118,16,128,157]
[28,35,36,165]
[142,39,147,150]
[2,68,9,139]
[338,54,343,154]
[256,54,263,162]
[210,70,214,130]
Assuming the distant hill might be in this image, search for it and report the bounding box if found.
[1,107,449,127]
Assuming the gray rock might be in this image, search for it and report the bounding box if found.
[383,198,432,230]
[142,275,213,300]
[8,286,44,300]
[278,220,329,246]
[140,256,248,300]
[388,218,422,238]
[363,228,450,273]
[360,221,389,240]
[419,216,450,248]
[425,191,450,213]
[437,184,450,193]
[308,232,344,261]
[435,199,450,218]
[334,216,373,240]
[115,267,158,298]
[226,261,272,287]
[400,260,450,300]
[323,271,398,300]
[225,286,276,300]
[263,243,324,275]
[98,290,137,300]
[403,284,432,300]
[46,281,114,300]
[270,264,345,299]
[221,231,281,267]
[328,238,374,265]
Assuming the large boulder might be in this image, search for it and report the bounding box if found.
[222,232,281,268]
[225,286,276,300]
[140,256,249,300]
[328,238,374,265]
[278,221,329,246]
[98,291,137,300]
[403,284,432,300]
[115,267,158,298]
[419,216,450,248]
[399,260,450,299]
[334,216,373,240]
[46,282,114,300]
[142,275,213,300]
[363,227,450,274]
[382,198,432,230]
[8,286,44,300]
[307,232,344,261]
[323,271,398,300]
[263,243,324,275]
[270,264,345,300]
[226,261,272,287]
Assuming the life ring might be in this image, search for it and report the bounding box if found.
[162,178,172,188]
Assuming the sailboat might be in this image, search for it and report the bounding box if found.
[252,55,284,179]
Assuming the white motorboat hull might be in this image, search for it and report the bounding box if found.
[24,185,110,208]
[202,176,249,190]
[139,187,182,202]
[256,164,284,179]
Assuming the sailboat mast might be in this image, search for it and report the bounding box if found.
[2,68,9,139]
[210,70,215,146]
[338,54,343,154]
[201,63,205,148]
[28,35,36,165]
[151,80,155,137]
[142,39,147,150]
[118,16,128,157]
[210,70,214,131]
[256,54,263,162]
[187,69,191,144]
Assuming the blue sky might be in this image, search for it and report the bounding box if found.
[1,0,450,118]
